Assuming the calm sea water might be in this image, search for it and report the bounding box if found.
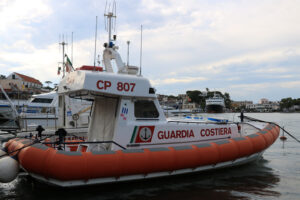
[0,113,299,200]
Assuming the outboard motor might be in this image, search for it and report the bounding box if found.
[36,125,45,138]
[55,128,67,150]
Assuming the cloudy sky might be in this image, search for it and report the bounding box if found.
[0,0,300,102]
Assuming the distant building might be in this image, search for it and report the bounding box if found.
[231,101,253,111]
[0,72,43,99]
[7,72,42,90]
[232,101,253,107]
[182,102,197,110]
[259,98,269,104]
[178,94,187,100]
[157,94,180,109]
[246,100,280,112]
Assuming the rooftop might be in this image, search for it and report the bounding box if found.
[14,72,42,85]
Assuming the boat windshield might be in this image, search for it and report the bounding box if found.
[31,98,53,103]
[134,100,159,118]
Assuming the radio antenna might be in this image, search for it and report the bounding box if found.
[71,32,73,64]
[104,2,116,44]
[127,40,130,66]
[94,16,98,68]
[139,25,143,76]
[104,1,107,31]
[59,35,67,77]
[113,0,117,32]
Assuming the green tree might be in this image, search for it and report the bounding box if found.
[45,81,52,87]
[168,95,177,100]
[186,90,201,104]
[224,92,232,109]
[186,90,206,110]
[280,97,294,110]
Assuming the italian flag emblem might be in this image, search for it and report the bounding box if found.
[130,126,155,143]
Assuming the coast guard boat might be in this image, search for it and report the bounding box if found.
[0,11,279,187]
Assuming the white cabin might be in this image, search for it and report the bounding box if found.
[57,12,239,151]
[58,70,239,151]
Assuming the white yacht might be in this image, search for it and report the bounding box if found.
[0,89,91,130]
[205,93,225,113]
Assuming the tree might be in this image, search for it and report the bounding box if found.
[224,92,232,109]
[186,90,201,103]
[280,97,293,110]
[168,95,177,100]
[279,97,300,111]
[45,81,52,88]
[186,90,206,110]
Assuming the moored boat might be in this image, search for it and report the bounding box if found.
[0,11,280,187]
[3,122,278,187]
[205,93,225,113]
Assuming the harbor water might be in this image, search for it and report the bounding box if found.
[0,113,299,200]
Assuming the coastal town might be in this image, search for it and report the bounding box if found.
[1,72,299,114]
[158,93,300,113]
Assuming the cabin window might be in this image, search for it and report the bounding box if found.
[134,100,159,118]
[31,98,53,103]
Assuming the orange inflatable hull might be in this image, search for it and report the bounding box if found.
[6,124,279,186]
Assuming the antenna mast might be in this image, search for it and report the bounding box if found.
[71,32,73,64]
[59,35,67,78]
[94,16,98,68]
[127,41,130,66]
[104,2,116,45]
[139,25,143,76]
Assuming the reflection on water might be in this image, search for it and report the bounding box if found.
[0,158,280,200]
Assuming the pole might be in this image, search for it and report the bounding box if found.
[59,35,67,77]
[71,32,73,65]
[108,13,112,44]
[127,41,130,66]
[139,25,143,76]
[62,41,65,77]
[94,16,98,69]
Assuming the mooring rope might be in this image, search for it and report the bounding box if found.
[243,115,300,143]
[0,134,56,159]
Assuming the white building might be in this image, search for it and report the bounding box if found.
[7,72,42,89]
[246,100,279,112]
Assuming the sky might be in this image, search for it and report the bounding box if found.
[0,0,300,103]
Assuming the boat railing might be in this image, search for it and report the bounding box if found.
[19,110,58,131]
[43,140,127,150]
[167,120,234,125]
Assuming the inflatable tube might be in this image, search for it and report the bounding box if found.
[10,124,279,182]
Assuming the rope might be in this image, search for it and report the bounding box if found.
[0,134,56,159]
[243,115,300,143]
